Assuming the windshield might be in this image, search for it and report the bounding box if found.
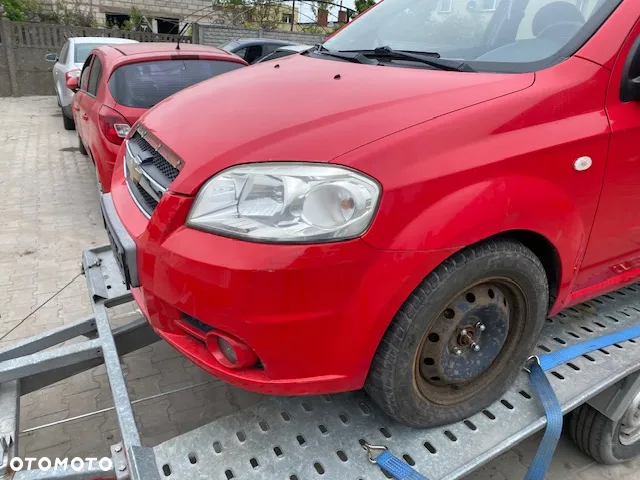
[74,43,105,63]
[323,0,620,71]
[222,41,241,52]
[108,59,244,108]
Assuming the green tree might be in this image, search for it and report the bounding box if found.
[52,0,95,26]
[123,6,151,31]
[354,0,375,14]
[1,0,26,21]
[1,0,48,22]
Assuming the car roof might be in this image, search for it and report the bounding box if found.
[105,42,232,57]
[91,43,246,72]
[69,37,138,45]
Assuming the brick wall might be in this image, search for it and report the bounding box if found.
[200,24,323,48]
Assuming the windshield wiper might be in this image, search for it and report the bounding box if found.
[309,44,378,65]
[340,46,474,72]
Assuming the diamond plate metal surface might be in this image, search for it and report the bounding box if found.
[153,285,640,480]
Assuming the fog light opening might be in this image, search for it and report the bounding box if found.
[217,337,238,365]
[206,331,259,370]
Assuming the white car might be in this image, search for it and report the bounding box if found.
[46,37,138,130]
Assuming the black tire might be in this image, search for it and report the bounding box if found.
[78,135,88,156]
[365,238,549,427]
[569,402,640,464]
[62,109,75,130]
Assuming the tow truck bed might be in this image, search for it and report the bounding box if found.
[2,246,640,480]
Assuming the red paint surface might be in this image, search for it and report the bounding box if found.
[72,44,246,192]
[110,3,640,394]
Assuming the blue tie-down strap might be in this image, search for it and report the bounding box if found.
[523,361,563,480]
[365,323,640,480]
[364,444,429,480]
[537,322,640,371]
[524,322,640,480]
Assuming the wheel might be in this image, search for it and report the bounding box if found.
[78,135,88,156]
[569,390,640,464]
[365,238,549,427]
[62,108,75,130]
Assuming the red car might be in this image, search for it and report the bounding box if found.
[103,0,639,428]
[67,43,246,192]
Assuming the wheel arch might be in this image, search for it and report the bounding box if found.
[358,228,564,391]
[494,229,561,312]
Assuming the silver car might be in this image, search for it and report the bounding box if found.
[46,37,138,130]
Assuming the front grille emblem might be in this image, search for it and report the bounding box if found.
[126,150,144,185]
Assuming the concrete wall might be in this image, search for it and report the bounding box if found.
[0,19,192,97]
[14,46,58,96]
[0,37,11,97]
[200,24,324,48]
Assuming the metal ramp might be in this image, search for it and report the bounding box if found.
[151,288,640,480]
[2,245,640,479]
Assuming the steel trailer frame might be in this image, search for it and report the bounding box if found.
[2,245,640,479]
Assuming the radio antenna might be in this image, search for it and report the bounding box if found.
[176,3,218,50]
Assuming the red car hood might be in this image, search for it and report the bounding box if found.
[139,55,534,195]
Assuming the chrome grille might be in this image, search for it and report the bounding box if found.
[125,130,181,217]
[130,180,159,214]
[129,132,180,186]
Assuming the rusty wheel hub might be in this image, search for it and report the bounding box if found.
[419,282,512,388]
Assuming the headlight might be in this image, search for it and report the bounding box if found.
[186,163,381,242]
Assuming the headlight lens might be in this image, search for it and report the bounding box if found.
[187,163,380,242]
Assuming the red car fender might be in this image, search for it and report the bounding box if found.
[366,176,588,307]
[342,177,586,382]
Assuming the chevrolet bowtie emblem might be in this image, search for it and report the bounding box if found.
[127,153,143,184]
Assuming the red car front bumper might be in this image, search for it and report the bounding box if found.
[108,164,454,395]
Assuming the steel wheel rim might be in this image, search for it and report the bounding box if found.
[414,277,528,406]
[619,390,640,445]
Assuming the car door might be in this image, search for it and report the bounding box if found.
[82,54,104,158]
[54,41,69,100]
[574,19,640,294]
[75,54,94,143]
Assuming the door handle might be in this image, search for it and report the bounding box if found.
[82,114,89,121]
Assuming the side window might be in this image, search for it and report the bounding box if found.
[80,55,93,92]
[621,34,640,103]
[59,41,69,64]
[233,47,247,59]
[243,45,264,64]
[87,57,102,96]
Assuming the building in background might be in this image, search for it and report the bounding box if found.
[37,0,215,33]
[39,0,349,34]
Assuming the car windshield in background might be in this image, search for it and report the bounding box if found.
[108,59,244,109]
[322,0,621,72]
[221,41,240,52]
[74,43,104,63]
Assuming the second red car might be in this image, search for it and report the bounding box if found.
[68,42,246,192]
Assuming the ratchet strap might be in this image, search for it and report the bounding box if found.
[365,322,640,480]
[367,448,429,480]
